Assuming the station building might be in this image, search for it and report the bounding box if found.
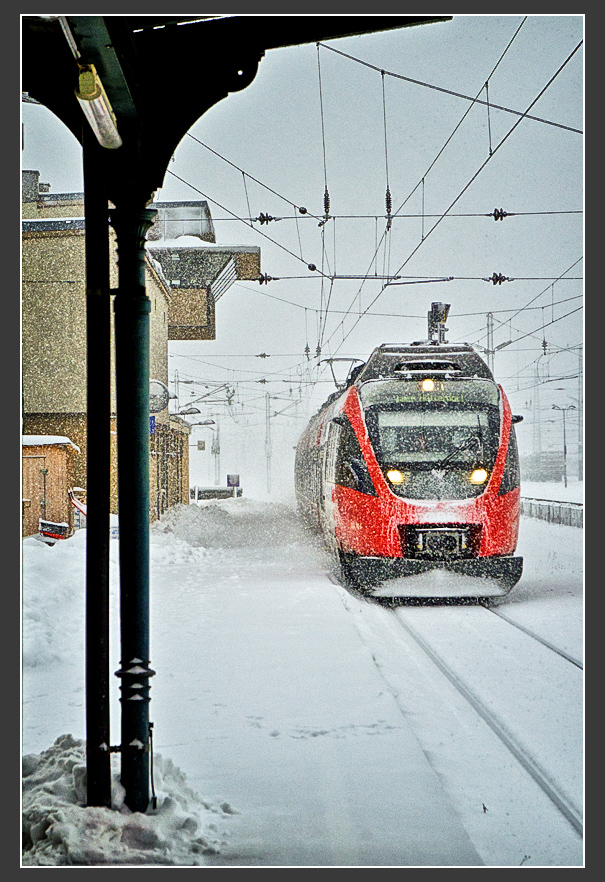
[21,171,260,534]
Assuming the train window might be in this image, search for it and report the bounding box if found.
[324,424,340,484]
[359,378,500,409]
[498,424,521,495]
[328,416,377,495]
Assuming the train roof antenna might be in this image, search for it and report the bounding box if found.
[428,302,450,344]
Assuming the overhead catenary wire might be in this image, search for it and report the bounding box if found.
[166,169,331,281]
[154,208,583,223]
[235,282,582,318]
[323,40,583,357]
[455,258,583,348]
[497,257,583,329]
[317,29,582,134]
[184,131,325,226]
[315,18,532,349]
[160,24,580,420]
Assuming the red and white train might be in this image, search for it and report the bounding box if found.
[295,305,523,599]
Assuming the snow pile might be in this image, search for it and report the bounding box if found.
[152,498,309,550]
[22,530,87,668]
[22,734,231,866]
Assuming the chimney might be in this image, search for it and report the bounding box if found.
[22,170,39,202]
[22,170,51,202]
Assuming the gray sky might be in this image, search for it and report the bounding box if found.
[22,15,583,496]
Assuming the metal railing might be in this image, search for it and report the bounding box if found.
[520,497,583,528]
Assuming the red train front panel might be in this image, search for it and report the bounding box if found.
[323,382,520,563]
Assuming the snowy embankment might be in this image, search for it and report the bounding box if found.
[22,502,310,866]
[22,488,582,866]
[521,480,583,504]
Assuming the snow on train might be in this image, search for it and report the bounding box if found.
[295,304,523,599]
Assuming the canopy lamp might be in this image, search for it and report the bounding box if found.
[75,63,122,149]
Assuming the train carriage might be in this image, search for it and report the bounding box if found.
[295,304,523,599]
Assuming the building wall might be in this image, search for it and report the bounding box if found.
[22,230,88,413]
[22,196,189,521]
[167,288,215,340]
[21,194,87,219]
[150,418,191,520]
[22,226,172,417]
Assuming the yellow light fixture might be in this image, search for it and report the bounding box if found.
[75,63,122,149]
[421,378,435,392]
[469,468,489,484]
[386,469,405,484]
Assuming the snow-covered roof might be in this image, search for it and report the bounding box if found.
[147,238,259,253]
[22,435,81,453]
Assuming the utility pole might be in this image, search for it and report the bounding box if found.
[486,312,494,375]
[265,393,272,495]
[211,422,220,485]
[552,404,576,488]
[578,345,583,481]
[533,362,542,459]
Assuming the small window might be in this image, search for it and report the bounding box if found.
[331,416,377,496]
[498,426,520,494]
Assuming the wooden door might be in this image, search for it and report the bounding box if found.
[22,455,46,536]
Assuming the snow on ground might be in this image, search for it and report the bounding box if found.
[521,480,583,504]
[21,485,583,866]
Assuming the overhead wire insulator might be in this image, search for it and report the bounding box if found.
[385,186,393,232]
[484,272,512,285]
[256,213,279,225]
[319,187,330,226]
[258,273,279,285]
[491,208,509,221]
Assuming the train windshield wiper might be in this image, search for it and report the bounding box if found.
[438,435,480,469]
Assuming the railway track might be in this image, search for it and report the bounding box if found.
[337,586,583,858]
[482,604,583,669]
[391,606,583,836]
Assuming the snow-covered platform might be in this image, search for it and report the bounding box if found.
[147,509,484,866]
[23,501,490,866]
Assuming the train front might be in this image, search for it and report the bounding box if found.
[332,363,523,599]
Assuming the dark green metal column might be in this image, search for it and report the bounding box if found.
[111,203,157,813]
[83,128,112,807]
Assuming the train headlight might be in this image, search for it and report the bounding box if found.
[469,468,489,484]
[421,378,435,392]
[386,468,405,484]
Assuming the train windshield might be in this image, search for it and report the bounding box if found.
[360,379,501,499]
[373,409,492,465]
